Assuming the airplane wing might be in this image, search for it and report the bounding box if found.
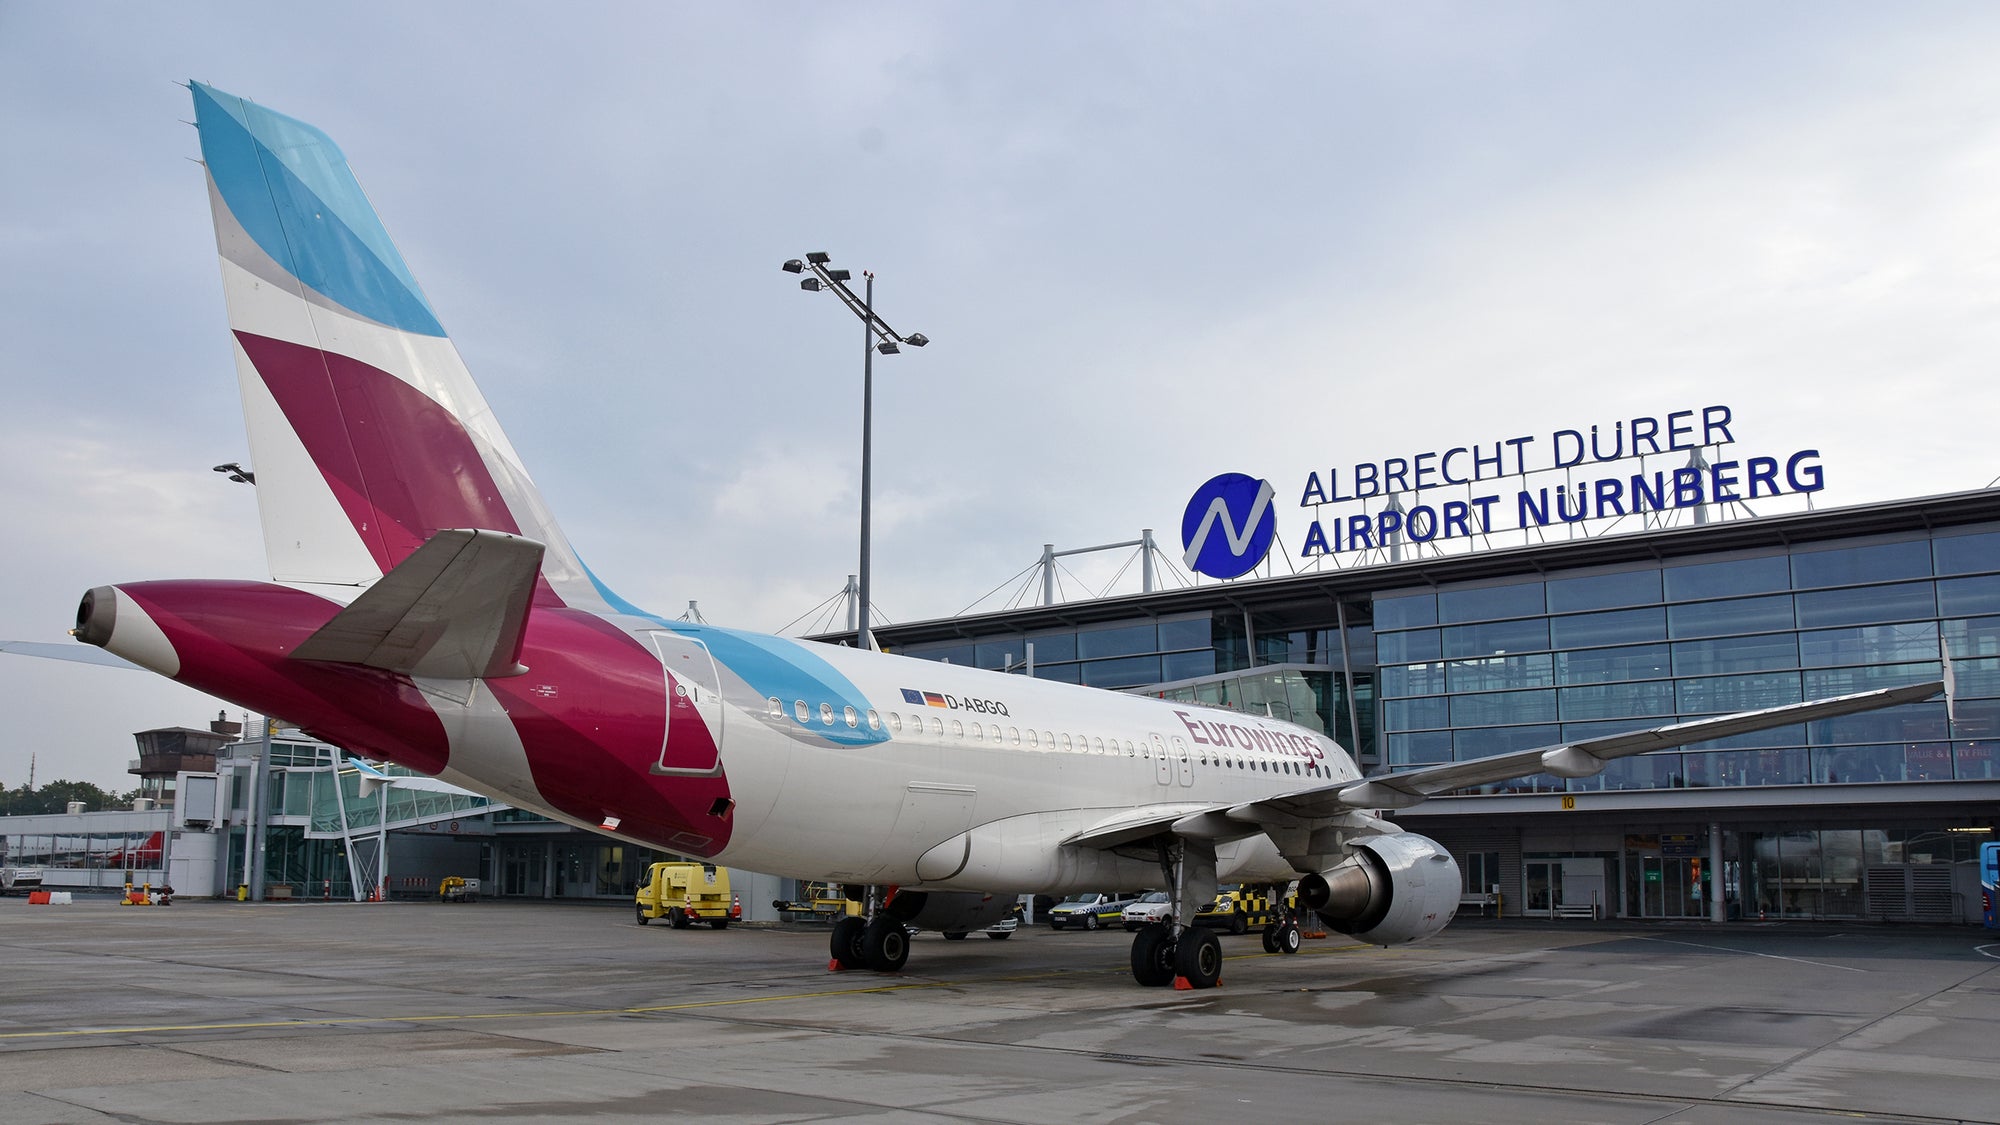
[0,640,145,670]
[291,529,543,679]
[1062,679,1944,848]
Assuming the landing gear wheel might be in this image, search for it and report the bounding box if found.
[1083,912,1100,931]
[829,915,867,970]
[1174,929,1223,989]
[1130,924,1176,987]
[943,930,969,941]
[636,905,650,926]
[860,916,910,973]
[1261,919,1303,954]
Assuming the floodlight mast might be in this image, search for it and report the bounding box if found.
[780,253,928,651]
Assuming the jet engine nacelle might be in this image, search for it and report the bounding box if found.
[1297,832,1461,946]
[882,890,1017,933]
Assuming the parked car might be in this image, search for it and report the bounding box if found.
[1047,892,1137,931]
[1121,891,1172,930]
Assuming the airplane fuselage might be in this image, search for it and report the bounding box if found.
[81,577,1355,895]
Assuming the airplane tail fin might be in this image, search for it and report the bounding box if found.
[189,83,609,611]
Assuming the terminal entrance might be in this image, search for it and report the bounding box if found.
[1523,857,1606,918]
[1624,834,1706,918]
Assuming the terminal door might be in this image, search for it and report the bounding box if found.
[1624,848,1706,918]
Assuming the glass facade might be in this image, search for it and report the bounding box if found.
[1374,531,2000,792]
[897,613,1216,689]
[868,503,2000,922]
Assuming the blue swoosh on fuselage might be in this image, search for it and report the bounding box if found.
[583,565,888,747]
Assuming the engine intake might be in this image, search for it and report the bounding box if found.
[1297,833,1461,946]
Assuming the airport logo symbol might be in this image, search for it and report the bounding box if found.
[1182,473,1277,580]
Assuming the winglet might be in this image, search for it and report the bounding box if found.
[291,530,544,678]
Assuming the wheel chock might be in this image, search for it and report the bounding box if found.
[1173,976,1192,990]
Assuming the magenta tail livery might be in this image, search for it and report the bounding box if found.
[73,85,1944,987]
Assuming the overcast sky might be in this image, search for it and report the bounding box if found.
[5,4,2000,792]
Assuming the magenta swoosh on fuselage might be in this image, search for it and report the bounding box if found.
[234,331,561,606]
[489,609,733,855]
[118,580,454,774]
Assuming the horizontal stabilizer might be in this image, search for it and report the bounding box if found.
[291,530,544,679]
[3,640,147,671]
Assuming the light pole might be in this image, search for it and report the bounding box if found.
[782,252,928,651]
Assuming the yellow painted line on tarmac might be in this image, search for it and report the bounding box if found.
[0,970,1069,1042]
[0,942,1396,1042]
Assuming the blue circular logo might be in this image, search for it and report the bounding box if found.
[1182,473,1277,580]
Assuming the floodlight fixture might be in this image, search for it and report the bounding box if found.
[904,333,929,348]
[876,340,900,355]
[800,278,823,292]
[781,259,805,273]
[805,251,831,265]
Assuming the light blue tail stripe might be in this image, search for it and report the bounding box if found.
[193,83,445,337]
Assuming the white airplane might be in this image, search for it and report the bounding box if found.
[72,84,1943,989]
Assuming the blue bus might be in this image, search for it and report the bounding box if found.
[1984,842,1998,930]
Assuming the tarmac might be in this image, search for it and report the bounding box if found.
[1,897,1996,1124]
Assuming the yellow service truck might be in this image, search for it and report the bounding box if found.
[635,862,741,929]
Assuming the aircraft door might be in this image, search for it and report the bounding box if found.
[647,631,724,776]
[1150,733,1173,786]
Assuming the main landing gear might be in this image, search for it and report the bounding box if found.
[1129,923,1223,989]
[1127,838,1225,990]
[827,888,911,974]
[1127,876,1303,989]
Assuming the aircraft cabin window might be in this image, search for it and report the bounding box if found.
[820,703,835,726]
[952,720,964,738]
[844,706,858,728]
[1043,730,1054,747]
[866,710,881,731]
[930,716,943,735]
[1093,736,1106,754]
[1062,733,1073,751]
[971,722,983,741]
[794,700,809,724]
[1026,729,1037,747]
[767,697,782,718]
[1124,740,1136,756]
[888,713,902,732]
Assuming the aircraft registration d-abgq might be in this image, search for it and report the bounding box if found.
[74,85,1943,989]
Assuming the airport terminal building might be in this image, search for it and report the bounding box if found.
[862,478,2000,925]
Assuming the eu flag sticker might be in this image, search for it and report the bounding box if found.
[900,688,925,705]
